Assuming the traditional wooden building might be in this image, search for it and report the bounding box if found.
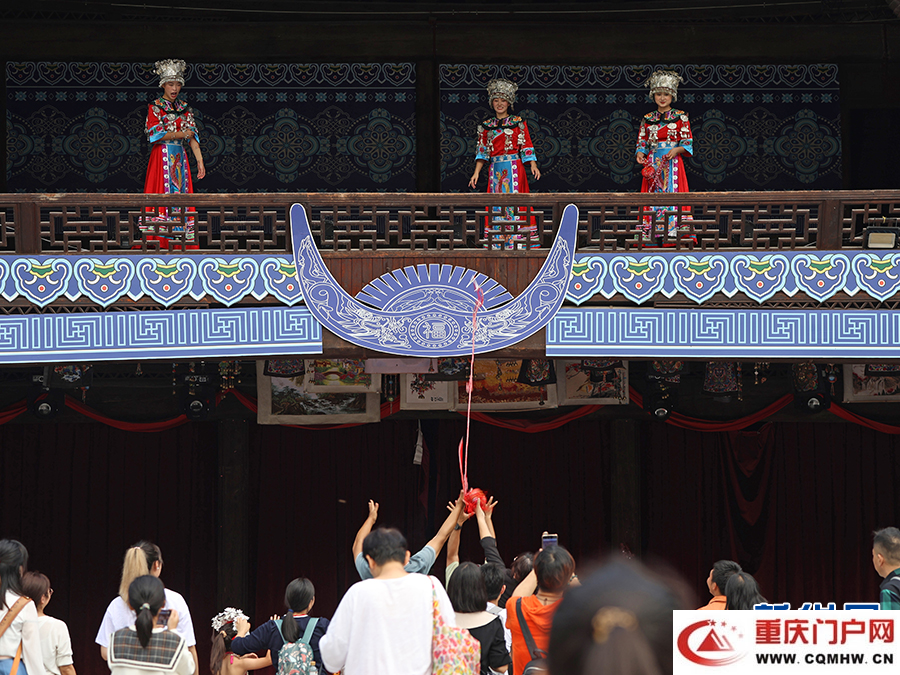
[3,2,900,673]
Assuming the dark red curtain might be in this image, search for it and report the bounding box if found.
[0,422,218,675]
[5,416,900,675]
[247,418,612,622]
[643,421,900,609]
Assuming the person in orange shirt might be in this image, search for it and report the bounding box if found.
[698,560,741,610]
[506,546,576,675]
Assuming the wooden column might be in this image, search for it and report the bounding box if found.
[217,417,251,610]
[610,419,642,557]
[415,55,440,193]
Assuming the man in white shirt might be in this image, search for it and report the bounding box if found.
[320,525,457,675]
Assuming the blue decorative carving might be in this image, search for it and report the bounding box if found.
[12,258,72,307]
[5,250,900,313]
[198,257,259,306]
[790,253,850,302]
[852,254,900,302]
[609,255,668,305]
[731,254,790,303]
[567,256,607,305]
[290,202,578,357]
[0,307,321,363]
[260,258,305,306]
[0,259,9,300]
[136,258,197,306]
[357,265,512,311]
[670,255,729,303]
[74,258,135,307]
[547,307,900,359]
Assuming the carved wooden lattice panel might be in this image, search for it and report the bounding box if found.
[0,191,895,254]
[840,201,900,247]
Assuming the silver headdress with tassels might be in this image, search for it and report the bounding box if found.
[154,59,187,88]
[645,69,684,102]
[211,607,248,632]
[486,79,518,105]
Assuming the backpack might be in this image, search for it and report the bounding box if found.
[515,598,549,675]
[274,618,318,675]
[430,578,480,674]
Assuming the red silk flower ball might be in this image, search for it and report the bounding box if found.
[463,488,488,515]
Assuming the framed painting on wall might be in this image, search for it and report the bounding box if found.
[557,360,629,405]
[455,359,558,411]
[302,359,381,393]
[399,374,456,411]
[842,364,900,403]
[256,361,381,425]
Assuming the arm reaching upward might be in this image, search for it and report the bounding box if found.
[426,490,466,557]
[351,500,379,559]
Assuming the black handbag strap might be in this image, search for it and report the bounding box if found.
[515,597,546,660]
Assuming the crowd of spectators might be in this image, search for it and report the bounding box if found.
[1,496,810,675]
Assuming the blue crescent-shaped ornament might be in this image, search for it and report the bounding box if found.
[289,202,579,357]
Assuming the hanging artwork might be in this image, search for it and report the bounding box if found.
[842,364,900,403]
[256,361,380,425]
[302,359,381,393]
[399,374,456,411]
[557,360,629,406]
[455,359,558,411]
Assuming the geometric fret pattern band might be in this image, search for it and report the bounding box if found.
[0,306,321,363]
[547,307,900,359]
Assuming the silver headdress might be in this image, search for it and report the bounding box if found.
[645,69,684,102]
[486,79,518,105]
[211,607,248,632]
[154,59,187,88]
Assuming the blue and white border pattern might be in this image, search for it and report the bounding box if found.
[0,306,321,364]
[566,251,900,305]
[0,255,303,308]
[548,307,900,359]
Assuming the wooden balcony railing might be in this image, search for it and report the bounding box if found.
[1,190,899,254]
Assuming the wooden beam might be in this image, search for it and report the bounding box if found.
[217,417,251,611]
[610,418,641,557]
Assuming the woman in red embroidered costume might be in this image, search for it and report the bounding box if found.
[142,59,205,249]
[635,69,693,243]
[468,79,541,249]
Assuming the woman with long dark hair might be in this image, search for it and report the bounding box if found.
[447,562,510,674]
[209,608,271,675]
[0,540,44,675]
[231,578,328,674]
[107,576,193,675]
[95,541,198,673]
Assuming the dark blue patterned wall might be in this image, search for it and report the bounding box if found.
[440,64,841,193]
[6,62,416,192]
